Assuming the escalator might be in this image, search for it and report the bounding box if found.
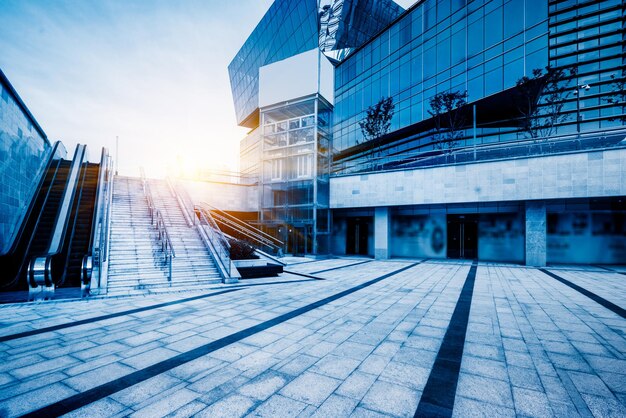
[0,141,70,296]
[0,144,112,302]
[52,162,100,289]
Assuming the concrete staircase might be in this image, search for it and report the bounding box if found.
[106,176,221,296]
[149,179,221,284]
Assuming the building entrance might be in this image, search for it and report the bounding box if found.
[288,225,310,256]
[346,217,370,255]
[447,215,478,259]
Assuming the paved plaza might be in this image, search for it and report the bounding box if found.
[0,259,625,417]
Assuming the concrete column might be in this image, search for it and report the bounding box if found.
[374,207,390,260]
[525,201,547,266]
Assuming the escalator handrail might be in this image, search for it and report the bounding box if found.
[89,148,108,262]
[55,156,90,286]
[46,144,87,255]
[2,141,64,256]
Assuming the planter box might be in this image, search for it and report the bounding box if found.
[234,260,283,279]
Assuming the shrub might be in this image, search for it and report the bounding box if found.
[228,238,259,260]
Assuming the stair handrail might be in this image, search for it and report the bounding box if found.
[140,168,175,281]
[199,202,283,255]
[195,206,231,279]
[166,177,194,227]
[89,147,112,293]
[203,203,283,246]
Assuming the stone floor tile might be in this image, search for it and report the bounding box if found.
[311,355,361,380]
[360,380,420,417]
[168,400,208,418]
[378,361,430,391]
[250,394,308,417]
[0,382,78,417]
[62,397,127,418]
[460,355,508,381]
[581,393,626,418]
[129,388,200,418]
[508,365,543,391]
[111,374,184,407]
[195,394,256,418]
[64,362,135,391]
[279,371,340,406]
[121,347,179,369]
[311,394,358,417]
[456,373,514,408]
[452,396,516,418]
[335,371,377,400]
[237,370,288,401]
[568,371,615,398]
[512,387,553,418]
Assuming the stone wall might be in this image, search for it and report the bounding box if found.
[0,82,50,254]
[330,148,626,208]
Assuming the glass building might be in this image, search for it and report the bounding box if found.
[230,0,404,255]
[230,0,625,264]
[332,0,625,172]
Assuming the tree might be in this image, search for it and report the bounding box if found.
[358,97,395,169]
[603,71,626,123]
[428,90,468,151]
[515,66,577,139]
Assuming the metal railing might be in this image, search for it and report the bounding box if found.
[200,202,284,256]
[166,177,194,227]
[92,147,113,291]
[165,177,234,281]
[140,168,175,281]
[195,207,232,278]
[333,127,626,176]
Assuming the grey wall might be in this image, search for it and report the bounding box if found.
[0,82,50,254]
[330,148,626,208]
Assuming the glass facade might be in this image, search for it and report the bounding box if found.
[549,0,625,132]
[228,0,318,127]
[332,0,625,174]
[239,127,261,181]
[319,0,404,60]
[259,97,332,255]
[229,0,404,128]
[334,0,551,153]
[231,0,405,254]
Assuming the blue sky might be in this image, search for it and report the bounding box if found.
[0,0,415,177]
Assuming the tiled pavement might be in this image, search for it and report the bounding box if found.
[0,259,624,417]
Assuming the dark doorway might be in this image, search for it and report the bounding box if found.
[346,217,371,255]
[447,215,478,259]
[289,225,309,256]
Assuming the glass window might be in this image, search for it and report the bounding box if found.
[504,0,523,37]
[451,29,466,65]
[504,58,524,88]
[526,0,547,27]
[485,68,503,96]
[301,115,314,127]
[485,8,503,48]
[468,19,484,56]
